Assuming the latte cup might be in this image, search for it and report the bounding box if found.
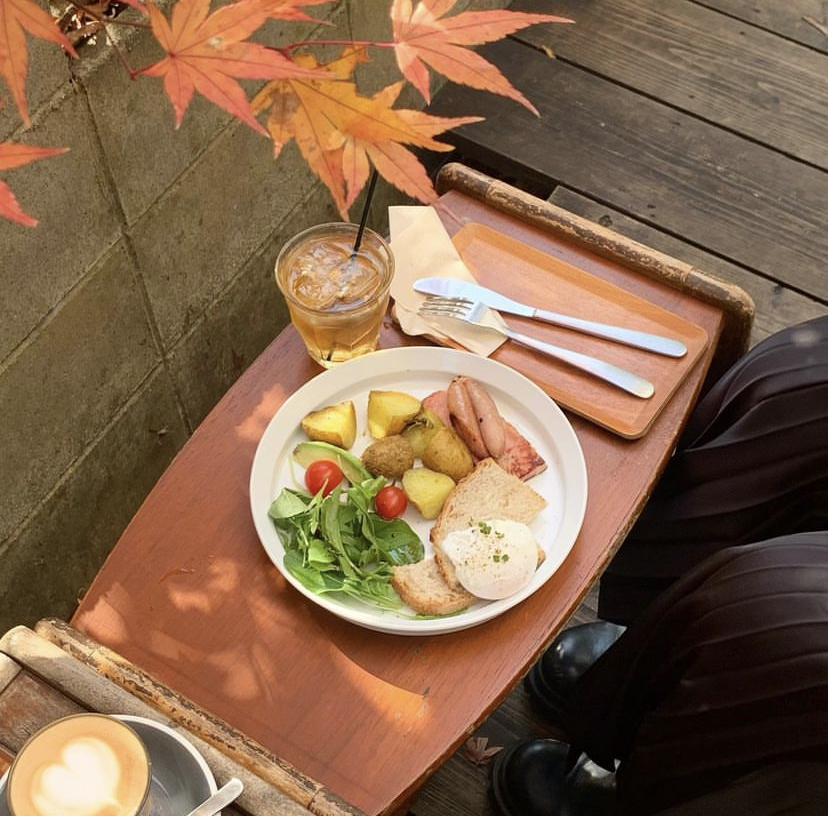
[6,713,152,816]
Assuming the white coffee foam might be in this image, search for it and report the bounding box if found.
[32,736,123,816]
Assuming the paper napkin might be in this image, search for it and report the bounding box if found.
[389,205,505,356]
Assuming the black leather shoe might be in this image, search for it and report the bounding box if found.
[525,621,625,728]
[489,738,619,816]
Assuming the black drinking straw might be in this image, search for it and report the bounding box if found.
[352,169,379,255]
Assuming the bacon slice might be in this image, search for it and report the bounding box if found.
[496,421,547,481]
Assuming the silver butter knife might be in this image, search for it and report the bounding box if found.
[414,277,687,358]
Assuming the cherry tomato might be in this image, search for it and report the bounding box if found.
[304,460,343,496]
[375,485,408,519]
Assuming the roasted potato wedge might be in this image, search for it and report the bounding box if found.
[367,390,422,438]
[402,467,456,519]
[421,427,474,483]
[362,435,415,480]
[300,400,357,449]
[401,407,445,458]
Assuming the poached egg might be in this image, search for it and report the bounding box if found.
[440,519,539,600]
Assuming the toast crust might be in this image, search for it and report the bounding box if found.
[390,558,475,615]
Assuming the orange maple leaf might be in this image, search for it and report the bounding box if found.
[341,80,480,209]
[0,0,77,125]
[464,736,502,766]
[0,141,68,226]
[138,0,328,135]
[391,0,571,113]
[255,0,332,22]
[252,50,480,218]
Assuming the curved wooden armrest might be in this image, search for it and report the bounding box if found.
[0,620,366,816]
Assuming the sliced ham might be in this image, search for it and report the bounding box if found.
[422,390,452,427]
[496,421,547,481]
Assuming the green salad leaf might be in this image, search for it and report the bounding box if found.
[268,475,424,610]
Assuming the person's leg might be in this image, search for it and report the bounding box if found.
[494,532,828,816]
[524,620,625,726]
[652,762,828,816]
[599,315,828,624]
[564,532,828,815]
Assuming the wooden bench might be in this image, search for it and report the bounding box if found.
[0,620,365,816]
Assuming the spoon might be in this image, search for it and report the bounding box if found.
[184,777,244,816]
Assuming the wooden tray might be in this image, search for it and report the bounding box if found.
[445,222,710,438]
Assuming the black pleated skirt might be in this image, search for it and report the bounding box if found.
[599,315,828,625]
[565,532,828,815]
[653,762,828,816]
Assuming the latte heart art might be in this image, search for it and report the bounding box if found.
[34,737,121,816]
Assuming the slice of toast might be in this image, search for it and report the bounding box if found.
[431,458,547,591]
[391,558,475,615]
[391,459,547,615]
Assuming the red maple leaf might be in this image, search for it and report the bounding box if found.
[391,0,571,113]
[138,0,328,135]
[0,0,77,125]
[0,141,68,226]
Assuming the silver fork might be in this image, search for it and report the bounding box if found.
[419,297,655,399]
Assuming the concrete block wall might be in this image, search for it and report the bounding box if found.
[0,0,501,631]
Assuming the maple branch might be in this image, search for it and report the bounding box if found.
[66,21,105,46]
[62,0,150,77]
[62,1,151,32]
[284,39,394,53]
[2,0,571,226]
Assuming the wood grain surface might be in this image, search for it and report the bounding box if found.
[547,188,828,347]
[0,624,333,816]
[449,222,709,437]
[427,41,828,300]
[514,0,828,167]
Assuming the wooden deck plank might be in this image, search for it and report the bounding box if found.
[695,0,828,52]
[512,0,828,167]
[427,39,828,299]
[547,187,828,345]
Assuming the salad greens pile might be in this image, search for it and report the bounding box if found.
[268,473,424,610]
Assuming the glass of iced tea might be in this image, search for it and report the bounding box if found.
[275,222,394,368]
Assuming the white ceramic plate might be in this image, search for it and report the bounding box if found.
[249,346,588,635]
